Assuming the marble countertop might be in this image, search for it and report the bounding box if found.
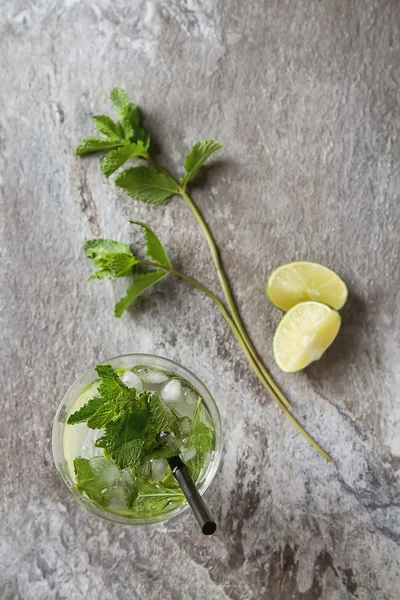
[1,1,400,598]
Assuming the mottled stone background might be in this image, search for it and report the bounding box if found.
[1,1,400,598]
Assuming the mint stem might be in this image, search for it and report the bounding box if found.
[135,259,332,462]
[148,156,292,409]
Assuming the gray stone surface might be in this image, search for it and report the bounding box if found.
[1,1,400,598]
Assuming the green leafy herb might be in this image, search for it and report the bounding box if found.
[75,87,334,462]
[115,167,179,205]
[76,137,126,156]
[148,392,177,433]
[68,365,149,469]
[129,221,171,268]
[67,397,106,425]
[114,270,166,318]
[110,87,131,118]
[83,239,136,280]
[181,139,222,187]
[133,482,185,517]
[185,398,214,480]
[73,456,118,506]
[100,142,148,178]
[92,115,123,139]
[76,87,150,174]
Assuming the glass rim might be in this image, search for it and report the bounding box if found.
[52,353,223,526]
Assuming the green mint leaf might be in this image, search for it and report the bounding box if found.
[135,128,151,150]
[112,438,144,470]
[186,398,214,480]
[92,115,123,139]
[100,143,148,178]
[129,221,171,268]
[104,414,147,469]
[67,397,106,425]
[87,253,137,281]
[95,364,133,405]
[181,139,223,186]
[121,116,134,140]
[133,482,184,517]
[97,391,149,469]
[109,87,130,118]
[125,481,139,508]
[114,270,166,318]
[74,456,119,506]
[124,102,139,131]
[84,239,133,259]
[115,167,179,206]
[121,103,140,139]
[148,392,177,433]
[86,400,119,429]
[84,239,136,280]
[76,137,126,156]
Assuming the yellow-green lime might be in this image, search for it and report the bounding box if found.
[273,301,341,372]
[266,261,348,312]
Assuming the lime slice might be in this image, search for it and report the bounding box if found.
[266,261,348,311]
[273,301,341,372]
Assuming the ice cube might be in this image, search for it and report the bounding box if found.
[121,370,144,391]
[151,458,168,481]
[146,370,168,384]
[181,446,197,462]
[89,456,120,485]
[177,416,191,436]
[171,398,197,419]
[81,428,104,458]
[161,378,182,404]
[183,387,198,404]
[135,368,168,384]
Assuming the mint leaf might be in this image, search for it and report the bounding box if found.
[112,438,144,470]
[95,364,132,405]
[186,398,214,480]
[123,103,139,131]
[114,270,166,317]
[115,167,179,206]
[92,115,123,139]
[84,239,133,259]
[133,482,184,517]
[181,139,222,186]
[67,397,106,425]
[135,128,151,150]
[125,481,139,508]
[74,456,119,506]
[121,103,140,139]
[129,221,171,268]
[148,392,177,433]
[103,401,149,469]
[100,143,148,178]
[84,239,136,280]
[109,87,130,118]
[86,401,119,429]
[76,137,126,156]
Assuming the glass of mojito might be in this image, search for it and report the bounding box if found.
[52,354,222,525]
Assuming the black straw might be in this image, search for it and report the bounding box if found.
[168,456,217,536]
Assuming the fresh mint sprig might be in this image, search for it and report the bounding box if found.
[75,87,332,462]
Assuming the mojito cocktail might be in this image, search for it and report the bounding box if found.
[53,355,222,525]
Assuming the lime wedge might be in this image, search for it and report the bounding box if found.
[273,301,341,372]
[266,261,348,311]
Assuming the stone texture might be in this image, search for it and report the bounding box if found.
[1,1,400,598]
